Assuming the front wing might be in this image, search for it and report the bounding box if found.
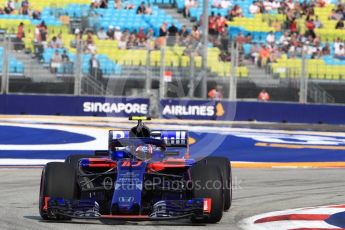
[44,198,211,221]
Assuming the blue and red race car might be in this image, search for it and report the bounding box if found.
[39,117,232,223]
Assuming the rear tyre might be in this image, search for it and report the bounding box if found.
[202,157,232,211]
[190,163,224,223]
[39,162,78,220]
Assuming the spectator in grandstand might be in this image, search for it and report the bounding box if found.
[329,9,343,21]
[145,3,152,14]
[106,25,115,40]
[228,4,242,20]
[14,22,24,51]
[258,44,270,67]
[272,19,282,31]
[114,0,121,9]
[4,0,14,14]
[266,31,276,46]
[215,13,227,34]
[335,20,344,29]
[334,37,342,54]
[89,53,102,79]
[85,31,97,53]
[61,50,69,62]
[191,25,200,41]
[313,16,322,28]
[211,0,220,8]
[127,31,137,49]
[118,29,129,49]
[157,22,168,47]
[97,27,108,40]
[114,26,122,41]
[92,0,107,8]
[49,36,60,49]
[99,0,108,8]
[244,33,251,43]
[32,10,41,20]
[249,1,260,14]
[61,50,73,74]
[270,46,282,63]
[168,23,178,37]
[50,50,62,73]
[219,0,231,9]
[124,1,135,9]
[305,18,316,39]
[35,22,48,47]
[263,0,273,13]
[20,0,29,15]
[208,12,217,33]
[335,44,345,60]
[218,30,229,51]
[250,43,260,64]
[208,86,223,100]
[70,33,82,48]
[322,42,331,55]
[136,2,146,14]
[278,31,290,46]
[289,18,298,34]
[271,0,280,11]
[258,89,270,101]
[184,0,197,17]
[137,27,147,47]
[178,25,189,45]
[235,32,246,45]
[286,0,295,10]
[14,0,20,11]
[168,23,178,45]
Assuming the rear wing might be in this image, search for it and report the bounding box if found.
[109,130,189,148]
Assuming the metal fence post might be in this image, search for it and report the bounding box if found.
[201,0,209,99]
[145,40,151,96]
[74,41,82,96]
[159,45,166,100]
[1,36,9,94]
[299,48,308,103]
[188,53,195,98]
[229,41,237,100]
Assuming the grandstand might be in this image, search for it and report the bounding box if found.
[0,0,344,102]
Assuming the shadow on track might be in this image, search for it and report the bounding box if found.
[23,216,206,226]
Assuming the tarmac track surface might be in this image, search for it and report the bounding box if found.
[0,168,344,230]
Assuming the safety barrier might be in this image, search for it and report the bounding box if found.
[0,94,344,124]
[0,94,149,117]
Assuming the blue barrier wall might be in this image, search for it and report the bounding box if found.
[160,99,345,124]
[233,101,345,124]
[0,95,344,124]
[0,94,149,117]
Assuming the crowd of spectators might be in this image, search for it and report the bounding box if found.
[194,0,345,65]
[0,0,41,20]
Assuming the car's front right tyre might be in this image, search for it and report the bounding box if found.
[39,162,78,220]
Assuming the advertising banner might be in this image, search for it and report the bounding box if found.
[160,99,236,121]
[2,94,149,117]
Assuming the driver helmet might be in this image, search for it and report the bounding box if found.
[135,144,153,159]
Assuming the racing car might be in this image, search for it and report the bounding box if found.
[39,116,232,223]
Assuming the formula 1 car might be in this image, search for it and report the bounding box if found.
[39,116,232,223]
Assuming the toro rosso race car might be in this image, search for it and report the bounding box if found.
[39,117,232,223]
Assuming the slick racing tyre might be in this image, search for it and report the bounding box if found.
[202,157,232,211]
[39,162,78,220]
[190,163,224,223]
